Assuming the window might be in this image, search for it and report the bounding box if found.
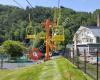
[90,39,93,43]
[87,39,88,42]
[87,31,89,34]
[96,37,100,43]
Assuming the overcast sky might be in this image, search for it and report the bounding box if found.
[0,0,100,12]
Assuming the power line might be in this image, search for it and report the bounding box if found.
[13,0,24,9]
[26,0,34,8]
[25,0,34,26]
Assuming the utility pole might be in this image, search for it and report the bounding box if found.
[96,49,99,80]
[73,48,75,64]
[84,49,86,73]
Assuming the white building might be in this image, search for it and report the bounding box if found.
[73,26,100,56]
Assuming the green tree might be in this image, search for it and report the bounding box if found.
[64,29,72,45]
[2,40,26,59]
[0,46,5,54]
[0,4,98,45]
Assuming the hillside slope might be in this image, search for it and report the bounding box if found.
[0,57,93,80]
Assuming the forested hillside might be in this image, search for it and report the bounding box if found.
[0,4,100,45]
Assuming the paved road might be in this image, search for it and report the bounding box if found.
[0,56,60,70]
[2,62,34,69]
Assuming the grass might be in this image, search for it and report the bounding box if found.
[0,57,93,80]
[79,61,100,79]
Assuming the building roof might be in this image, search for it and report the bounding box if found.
[86,26,100,29]
[82,26,100,37]
[73,26,100,41]
[86,26,100,37]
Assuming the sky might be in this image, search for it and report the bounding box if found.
[0,0,100,12]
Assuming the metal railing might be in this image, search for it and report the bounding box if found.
[65,48,100,80]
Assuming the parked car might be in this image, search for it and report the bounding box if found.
[79,56,93,62]
[52,51,60,56]
[89,57,100,65]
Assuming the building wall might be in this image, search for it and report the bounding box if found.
[73,26,100,56]
[78,46,88,54]
[76,27,96,44]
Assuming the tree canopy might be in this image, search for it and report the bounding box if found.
[0,4,100,45]
[2,40,25,58]
[0,46,5,54]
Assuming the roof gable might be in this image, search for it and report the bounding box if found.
[77,26,100,37]
[85,26,100,37]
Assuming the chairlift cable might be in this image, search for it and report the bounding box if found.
[13,0,24,9]
[26,0,34,9]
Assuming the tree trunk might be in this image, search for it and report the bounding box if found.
[0,55,3,69]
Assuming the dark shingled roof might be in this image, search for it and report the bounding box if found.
[85,26,100,37]
[86,26,100,29]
